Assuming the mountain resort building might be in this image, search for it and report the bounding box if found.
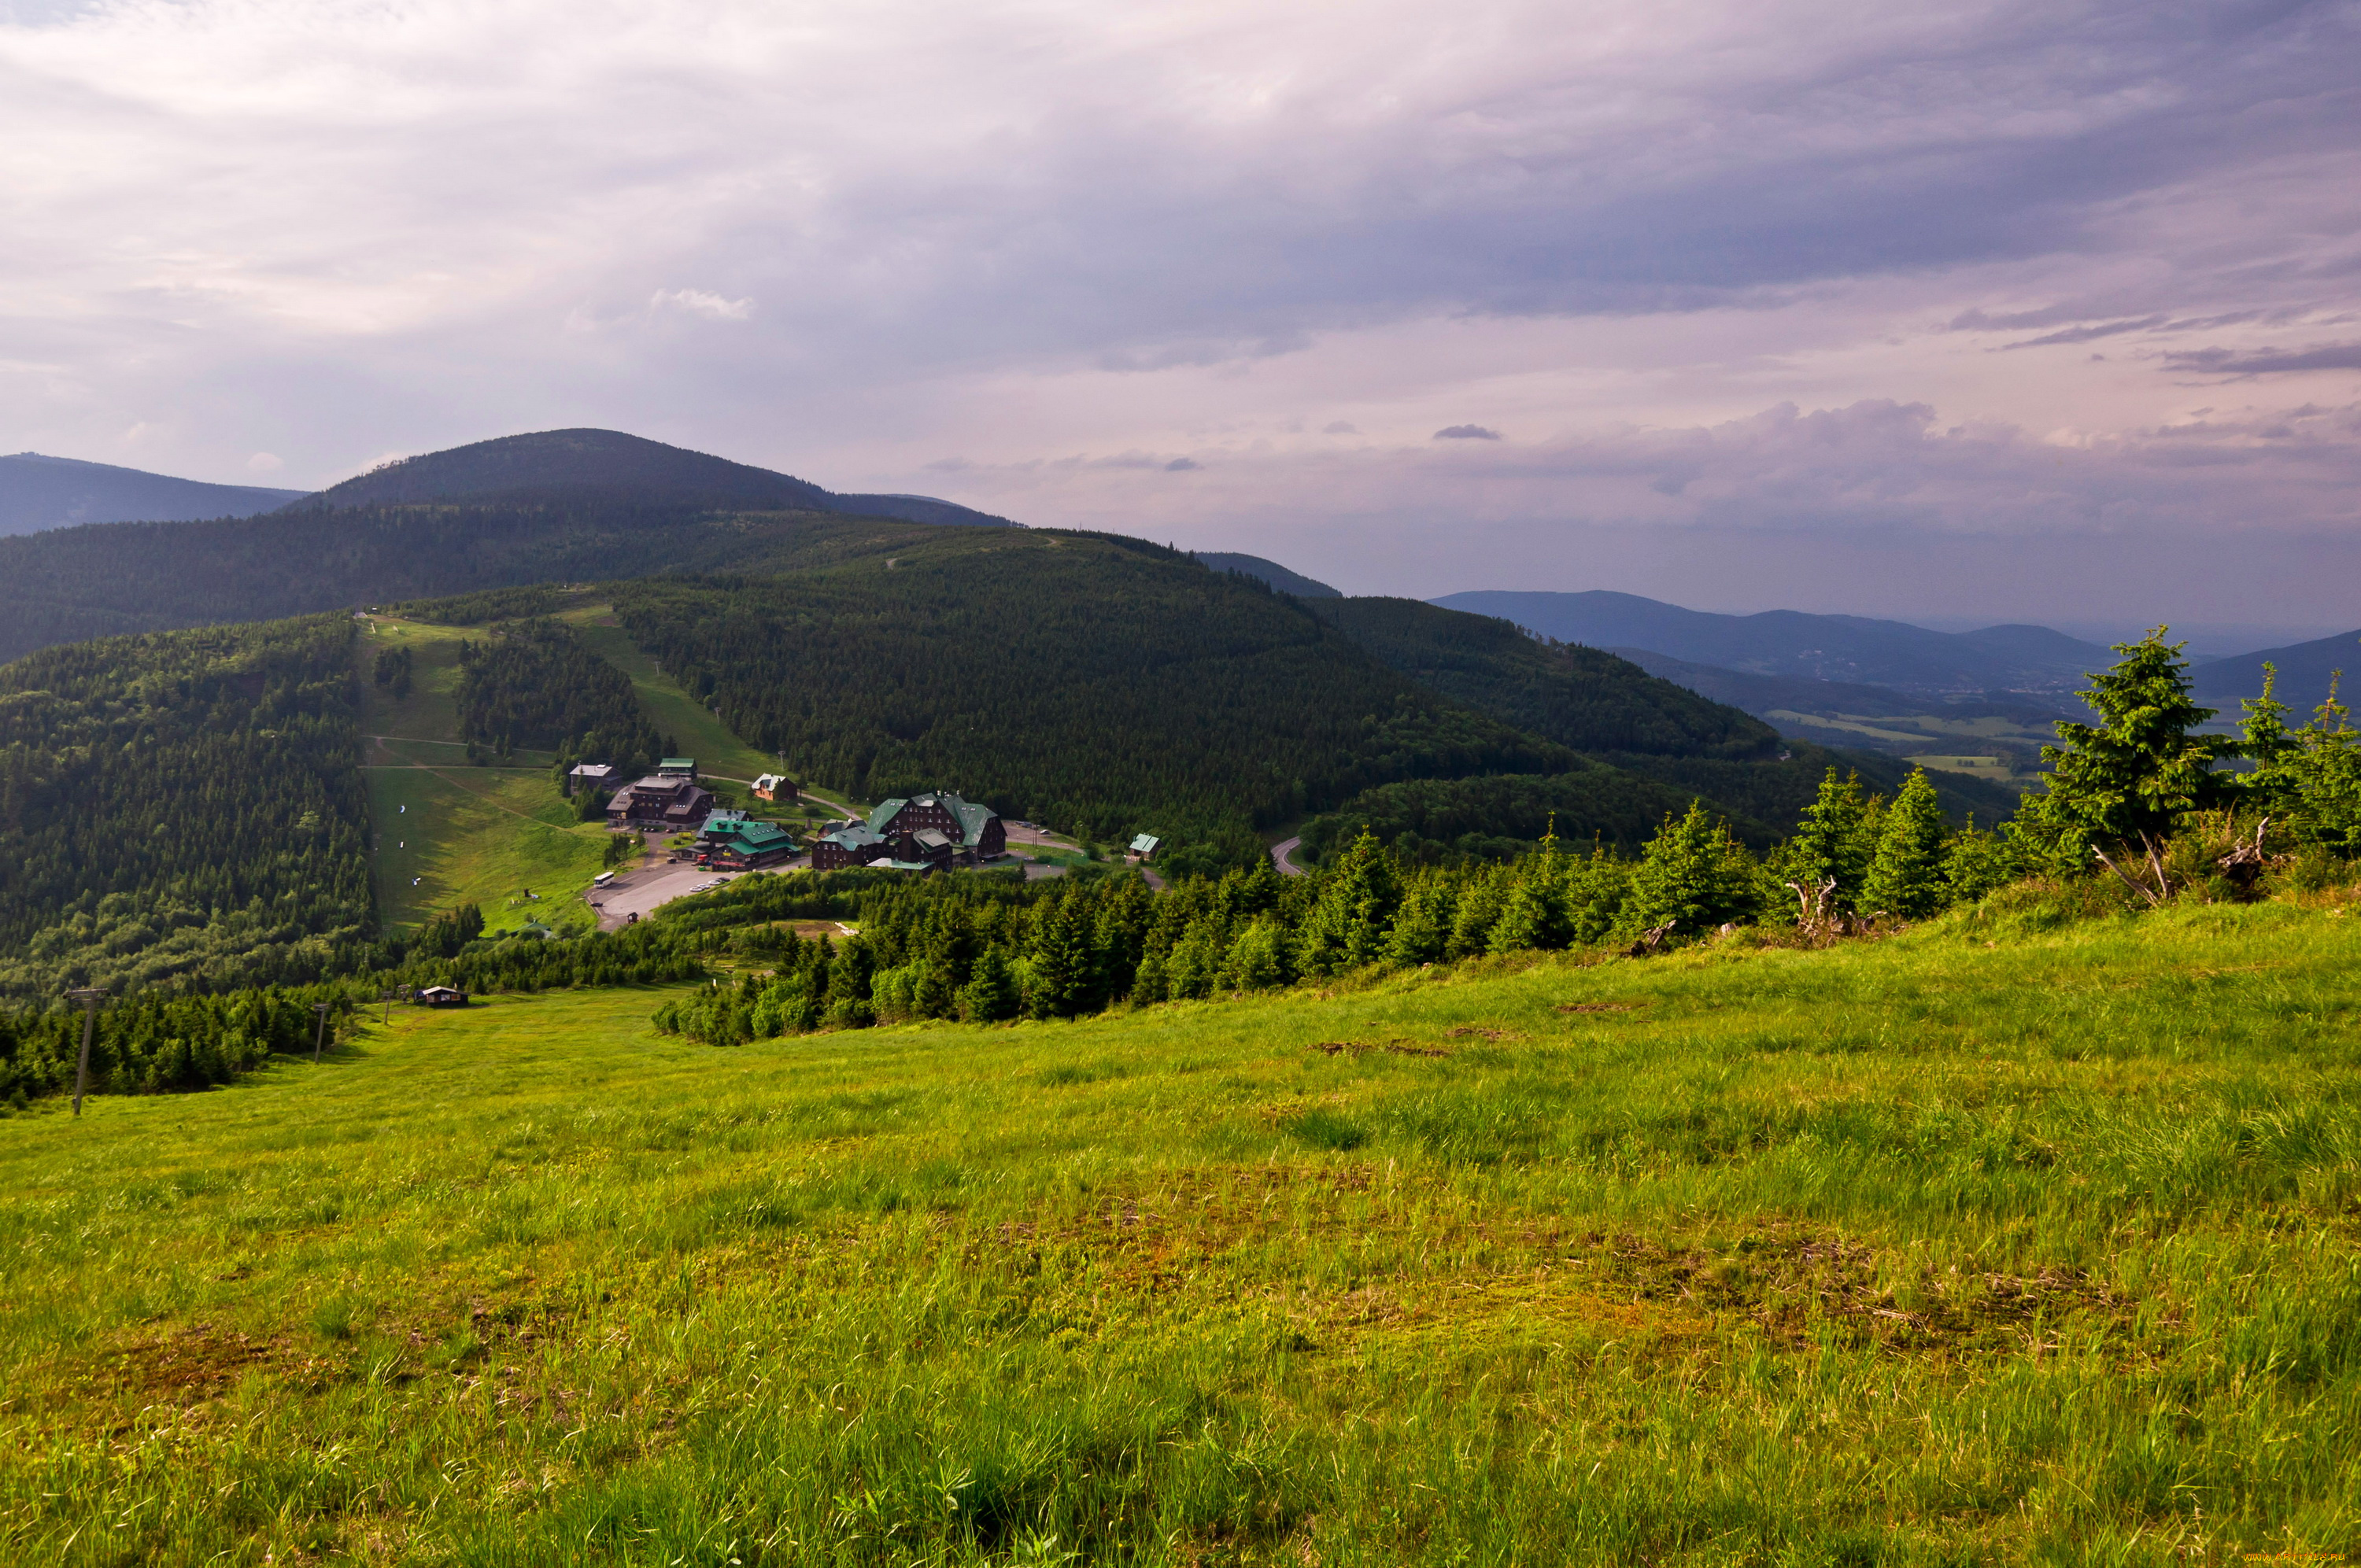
[604,772,717,830]
[752,773,796,803]
[564,762,615,799]
[807,789,1005,872]
[695,810,799,869]
[810,821,885,871]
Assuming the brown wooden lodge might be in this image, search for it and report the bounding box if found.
[810,789,1006,873]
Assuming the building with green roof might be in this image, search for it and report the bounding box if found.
[868,789,1007,866]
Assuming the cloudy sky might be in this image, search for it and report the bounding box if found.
[4,0,2358,638]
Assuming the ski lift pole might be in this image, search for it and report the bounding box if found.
[65,987,104,1117]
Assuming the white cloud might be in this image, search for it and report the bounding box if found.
[246,451,282,471]
[650,288,753,323]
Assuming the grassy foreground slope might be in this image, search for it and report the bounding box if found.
[4,902,2359,1562]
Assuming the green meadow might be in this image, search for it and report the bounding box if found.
[358,616,606,935]
[5,900,2359,1564]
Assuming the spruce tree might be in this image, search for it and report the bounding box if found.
[2016,628,2240,860]
[1488,826,1573,954]
[956,948,1019,1023]
[1295,831,1401,976]
[1862,767,1948,918]
[1622,802,1759,937]
[1781,768,1878,911]
[1384,876,1458,966]
[1025,896,1095,1017]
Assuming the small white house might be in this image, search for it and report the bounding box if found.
[752,773,796,804]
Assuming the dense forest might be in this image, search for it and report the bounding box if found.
[1306,596,1779,758]
[609,533,1577,874]
[0,614,375,1002]
[0,500,944,663]
[453,618,663,769]
[1295,768,1773,865]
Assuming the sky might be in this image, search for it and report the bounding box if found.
[2,0,2358,639]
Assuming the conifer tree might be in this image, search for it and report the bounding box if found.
[1487,822,1573,954]
[1223,919,1291,991]
[1384,876,1458,966]
[1295,831,1401,976]
[1622,802,1759,937]
[1862,767,1948,918]
[2242,664,2361,851]
[1779,768,1878,911]
[956,947,1018,1023]
[2016,628,2239,861]
[1025,895,1095,1017]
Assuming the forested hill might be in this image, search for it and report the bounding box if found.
[1306,596,1778,758]
[294,429,1014,528]
[0,614,373,1001]
[0,501,946,665]
[601,532,1576,875]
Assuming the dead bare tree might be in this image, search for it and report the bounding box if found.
[1623,924,1675,957]
[1783,877,1842,941]
[2213,815,2276,896]
[2089,843,2163,906]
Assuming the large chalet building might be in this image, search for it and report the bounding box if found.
[810,789,1006,873]
[604,772,717,830]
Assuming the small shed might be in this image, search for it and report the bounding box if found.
[1128,833,1161,862]
[417,985,468,1007]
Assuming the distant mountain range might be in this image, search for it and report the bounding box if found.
[0,452,305,537]
[2190,629,2361,707]
[1434,589,2115,698]
[0,429,1011,536]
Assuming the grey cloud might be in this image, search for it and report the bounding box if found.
[1434,425,1502,441]
[1164,456,1200,470]
[1999,315,2166,349]
[2166,342,2361,374]
[1322,422,1358,435]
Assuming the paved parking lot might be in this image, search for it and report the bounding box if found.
[590,856,755,930]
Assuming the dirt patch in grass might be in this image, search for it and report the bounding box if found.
[1309,1039,1452,1058]
[1557,1001,1643,1015]
[113,1323,283,1399]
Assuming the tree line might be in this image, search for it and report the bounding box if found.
[655,631,2361,1044]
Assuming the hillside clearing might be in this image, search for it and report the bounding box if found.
[3,902,2358,1562]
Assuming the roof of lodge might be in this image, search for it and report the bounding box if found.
[869,789,999,844]
[711,818,796,850]
[819,824,883,850]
